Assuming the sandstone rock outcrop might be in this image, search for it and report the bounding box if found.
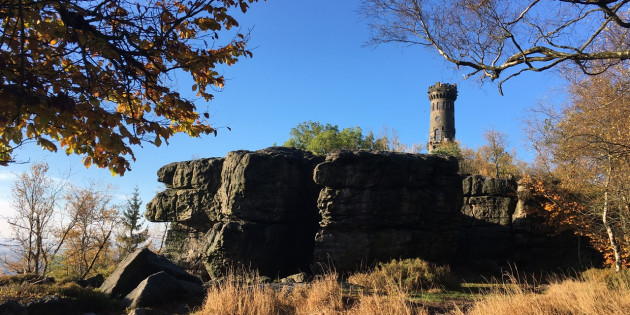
[313,151,462,271]
[460,175,518,260]
[146,147,323,279]
[146,147,601,279]
[459,175,600,270]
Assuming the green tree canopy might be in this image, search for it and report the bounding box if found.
[0,0,259,175]
[283,121,389,155]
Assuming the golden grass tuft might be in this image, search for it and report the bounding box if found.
[195,271,427,315]
[450,269,630,315]
[195,274,288,315]
[347,285,423,315]
[291,273,345,314]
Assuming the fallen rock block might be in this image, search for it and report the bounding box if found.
[122,271,203,308]
[100,248,201,299]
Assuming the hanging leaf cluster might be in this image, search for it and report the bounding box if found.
[0,0,258,175]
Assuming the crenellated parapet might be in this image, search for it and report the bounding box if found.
[428,82,458,101]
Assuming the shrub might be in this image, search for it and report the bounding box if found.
[348,258,460,293]
[0,273,39,286]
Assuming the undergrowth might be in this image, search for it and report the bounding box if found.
[348,258,460,293]
[0,274,121,311]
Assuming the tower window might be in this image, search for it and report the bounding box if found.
[434,129,441,141]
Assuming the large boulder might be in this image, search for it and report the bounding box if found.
[146,158,224,224]
[122,271,203,308]
[157,158,224,190]
[212,147,323,223]
[100,248,201,299]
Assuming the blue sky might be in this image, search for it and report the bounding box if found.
[0,0,566,236]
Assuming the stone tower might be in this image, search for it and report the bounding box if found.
[427,82,457,153]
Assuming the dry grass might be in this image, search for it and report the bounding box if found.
[195,272,427,315]
[450,269,630,315]
[196,266,630,315]
[194,273,289,315]
[347,285,423,315]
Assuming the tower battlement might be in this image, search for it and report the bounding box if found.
[428,82,458,100]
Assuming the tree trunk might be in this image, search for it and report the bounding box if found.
[80,226,113,279]
[603,163,622,272]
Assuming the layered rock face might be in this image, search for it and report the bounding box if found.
[146,147,323,280]
[146,148,599,279]
[313,151,462,271]
[459,175,518,260]
[146,148,463,278]
[459,175,600,270]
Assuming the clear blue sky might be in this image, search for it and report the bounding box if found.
[0,0,565,235]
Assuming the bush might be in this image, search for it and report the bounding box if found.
[347,258,460,293]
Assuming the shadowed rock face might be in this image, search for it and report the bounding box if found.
[146,147,600,279]
[313,151,462,271]
[459,176,601,271]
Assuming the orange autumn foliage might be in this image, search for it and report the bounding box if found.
[0,0,260,175]
[521,174,630,268]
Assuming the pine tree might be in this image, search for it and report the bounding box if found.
[117,186,149,259]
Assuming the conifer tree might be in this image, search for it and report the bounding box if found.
[117,186,149,259]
